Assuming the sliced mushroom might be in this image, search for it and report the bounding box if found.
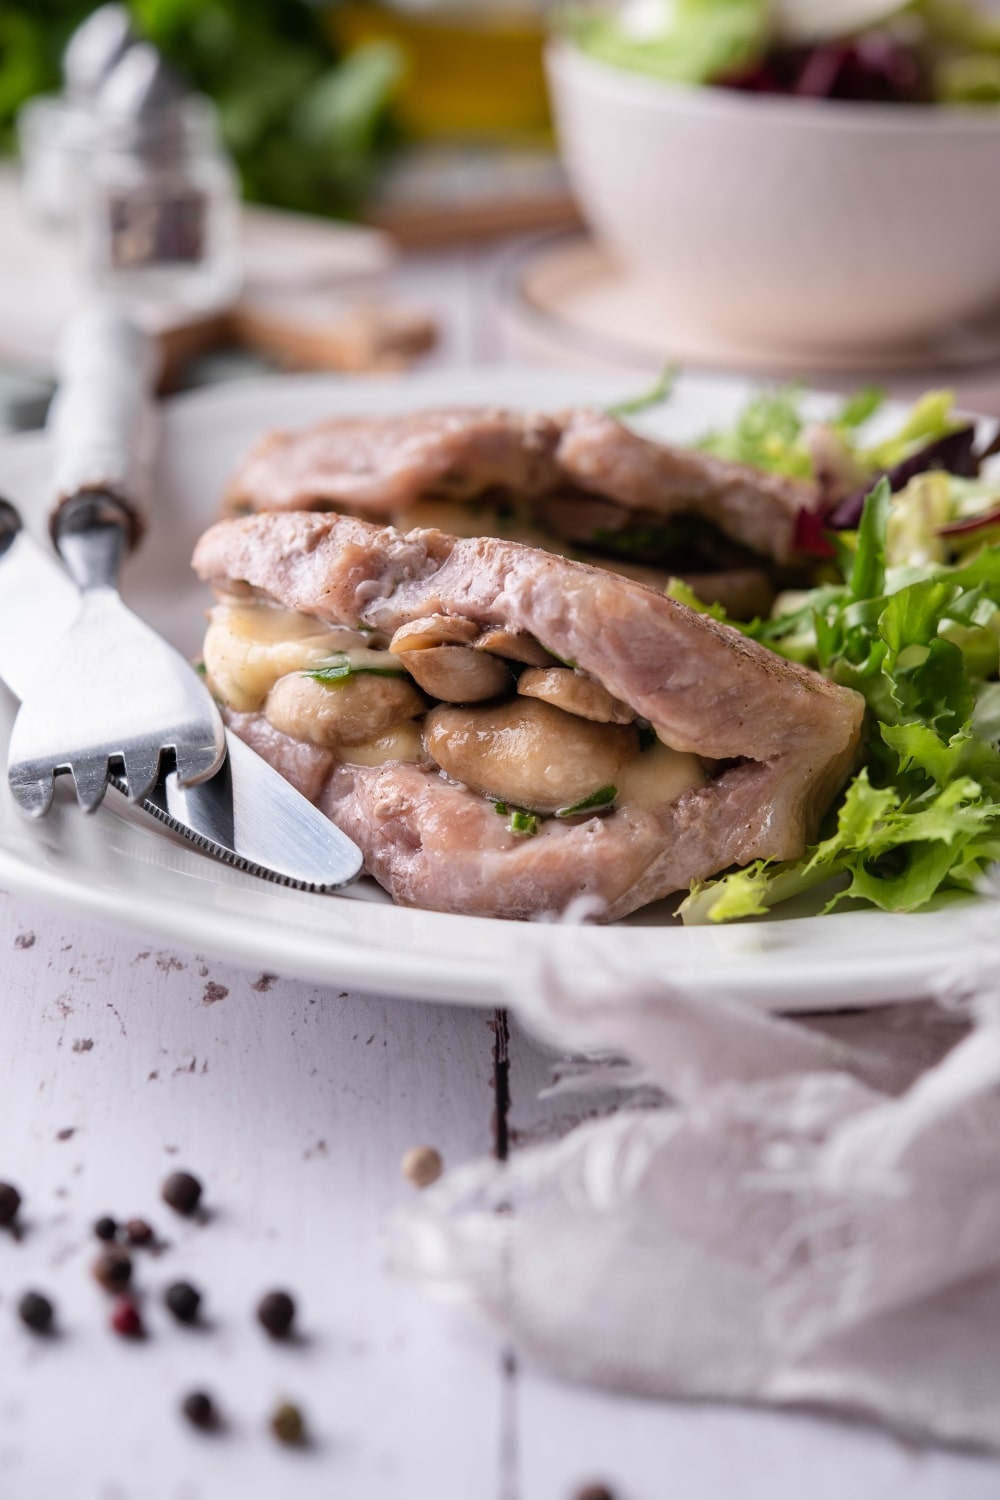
[423,698,639,815]
[265,670,426,748]
[402,645,511,704]
[390,614,479,652]
[203,603,377,713]
[474,629,557,667]
[517,667,635,725]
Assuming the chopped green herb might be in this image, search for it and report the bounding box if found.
[557,786,617,818]
[493,802,509,816]
[306,653,406,686]
[509,809,540,836]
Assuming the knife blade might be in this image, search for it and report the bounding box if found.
[0,508,364,892]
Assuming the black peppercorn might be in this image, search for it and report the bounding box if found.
[165,1281,202,1325]
[0,1181,21,1227]
[17,1291,54,1333]
[256,1290,296,1339]
[575,1485,616,1500]
[125,1218,154,1246]
[270,1401,305,1446]
[181,1391,217,1430]
[93,1215,118,1242]
[92,1246,132,1292]
[161,1171,202,1217]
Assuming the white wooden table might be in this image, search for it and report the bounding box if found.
[3,246,1000,1499]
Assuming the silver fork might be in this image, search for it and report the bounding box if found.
[7,488,227,815]
[6,306,226,817]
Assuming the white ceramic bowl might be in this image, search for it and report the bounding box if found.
[546,39,1000,360]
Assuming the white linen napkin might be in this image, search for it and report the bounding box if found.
[394,907,1000,1451]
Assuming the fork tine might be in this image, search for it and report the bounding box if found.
[172,740,227,789]
[120,747,162,802]
[8,768,55,818]
[71,756,110,813]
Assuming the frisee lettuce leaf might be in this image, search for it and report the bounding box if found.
[681,478,1000,925]
[564,0,769,86]
[862,391,964,472]
[698,386,814,480]
[695,385,963,493]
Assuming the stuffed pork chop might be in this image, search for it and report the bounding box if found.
[224,407,824,618]
[193,512,865,922]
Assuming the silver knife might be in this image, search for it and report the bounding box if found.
[0,504,364,891]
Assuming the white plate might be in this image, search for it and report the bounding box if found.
[0,367,985,1011]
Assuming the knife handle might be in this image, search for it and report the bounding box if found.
[52,489,136,593]
[0,497,21,558]
[47,304,162,556]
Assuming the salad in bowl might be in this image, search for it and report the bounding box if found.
[546,0,1000,358]
[567,0,1000,104]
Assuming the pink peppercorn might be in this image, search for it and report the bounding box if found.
[110,1295,143,1338]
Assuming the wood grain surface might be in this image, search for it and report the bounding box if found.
[2,892,999,1499]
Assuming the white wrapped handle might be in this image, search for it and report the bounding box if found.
[47,304,162,548]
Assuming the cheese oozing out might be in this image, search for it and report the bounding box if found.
[203,603,385,713]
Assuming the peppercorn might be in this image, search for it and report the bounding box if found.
[110,1295,143,1338]
[181,1391,217,1430]
[92,1246,132,1292]
[575,1485,616,1500]
[0,1181,22,1227]
[256,1290,295,1339]
[165,1281,202,1325]
[401,1145,443,1188]
[17,1291,54,1333]
[161,1171,202,1217]
[93,1215,118,1242]
[125,1218,154,1247]
[270,1401,305,1446]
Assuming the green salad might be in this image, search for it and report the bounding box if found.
[566,0,1000,106]
[675,384,1000,924]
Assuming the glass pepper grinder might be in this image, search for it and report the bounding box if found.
[80,43,242,316]
[17,3,135,228]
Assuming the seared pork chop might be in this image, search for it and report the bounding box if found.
[225,407,819,569]
[227,409,563,515]
[193,513,863,921]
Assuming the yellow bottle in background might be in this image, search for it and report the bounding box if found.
[328,2,551,140]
